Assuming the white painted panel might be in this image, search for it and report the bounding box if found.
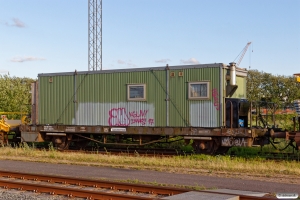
[73,102,155,126]
[190,101,219,127]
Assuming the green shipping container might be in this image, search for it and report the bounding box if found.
[36,63,247,127]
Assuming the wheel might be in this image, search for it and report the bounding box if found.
[192,139,219,155]
[52,136,70,151]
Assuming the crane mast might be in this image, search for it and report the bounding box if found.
[88,0,102,71]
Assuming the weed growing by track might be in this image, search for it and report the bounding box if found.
[0,144,300,183]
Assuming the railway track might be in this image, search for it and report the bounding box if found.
[0,170,276,199]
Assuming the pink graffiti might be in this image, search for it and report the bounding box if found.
[108,108,154,126]
[212,88,220,111]
[129,110,148,118]
[108,108,130,126]
[148,118,154,125]
[131,118,147,125]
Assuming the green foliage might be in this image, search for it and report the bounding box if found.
[0,75,35,115]
[228,139,299,159]
[251,113,298,131]
[247,70,300,130]
[247,70,300,107]
[274,113,299,131]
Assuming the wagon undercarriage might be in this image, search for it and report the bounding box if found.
[17,124,300,154]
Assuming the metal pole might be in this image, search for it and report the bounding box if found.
[88,0,102,71]
[166,64,169,126]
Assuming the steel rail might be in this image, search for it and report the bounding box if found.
[0,170,277,200]
[0,179,150,200]
[0,170,188,196]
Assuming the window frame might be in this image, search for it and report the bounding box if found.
[188,81,210,100]
[127,84,146,101]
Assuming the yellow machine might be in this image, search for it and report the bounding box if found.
[0,112,27,146]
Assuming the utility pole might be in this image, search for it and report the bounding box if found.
[88,0,102,71]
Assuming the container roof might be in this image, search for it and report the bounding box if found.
[38,63,246,77]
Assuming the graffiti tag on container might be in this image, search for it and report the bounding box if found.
[221,137,247,147]
[225,129,247,136]
[108,108,130,126]
[108,107,154,126]
[212,88,220,111]
[129,110,148,117]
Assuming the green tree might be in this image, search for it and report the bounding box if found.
[0,75,35,118]
[247,70,300,108]
[246,69,264,101]
[247,70,300,129]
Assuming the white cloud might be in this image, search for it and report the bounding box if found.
[12,18,25,27]
[117,59,137,67]
[117,59,126,64]
[0,70,9,74]
[180,58,199,64]
[5,18,26,28]
[11,56,46,63]
[155,59,171,63]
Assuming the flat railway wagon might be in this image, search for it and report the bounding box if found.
[18,62,300,154]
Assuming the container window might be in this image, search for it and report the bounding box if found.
[127,84,146,101]
[188,82,209,99]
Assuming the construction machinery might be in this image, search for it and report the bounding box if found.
[0,112,28,146]
[233,42,252,67]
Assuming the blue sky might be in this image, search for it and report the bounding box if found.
[1,0,299,79]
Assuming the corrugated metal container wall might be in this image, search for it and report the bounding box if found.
[37,65,224,127]
[74,70,167,126]
[169,66,221,127]
[231,76,246,99]
[38,75,74,124]
[222,67,247,99]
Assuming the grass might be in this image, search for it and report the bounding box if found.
[115,178,210,191]
[228,138,300,160]
[0,143,300,181]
